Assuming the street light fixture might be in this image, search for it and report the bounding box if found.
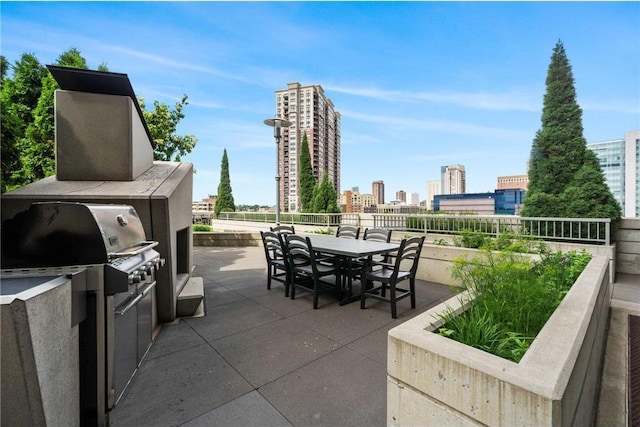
[264,117,292,225]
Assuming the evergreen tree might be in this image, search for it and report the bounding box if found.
[20,48,88,184]
[311,172,340,213]
[298,132,316,212]
[1,53,47,191]
[214,148,235,217]
[521,41,621,230]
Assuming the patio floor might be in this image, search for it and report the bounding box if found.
[107,246,455,427]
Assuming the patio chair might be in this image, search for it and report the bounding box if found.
[270,225,295,235]
[343,228,394,286]
[336,225,360,239]
[285,234,340,309]
[363,228,392,262]
[260,230,290,296]
[361,236,425,319]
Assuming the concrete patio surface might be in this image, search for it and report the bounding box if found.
[107,246,454,427]
[107,241,639,427]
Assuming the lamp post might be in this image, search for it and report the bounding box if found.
[264,118,292,225]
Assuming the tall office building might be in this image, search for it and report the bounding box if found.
[395,190,406,203]
[441,164,466,195]
[410,192,420,206]
[426,180,441,211]
[587,130,639,217]
[372,180,385,205]
[275,82,340,212]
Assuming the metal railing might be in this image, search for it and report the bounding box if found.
[207,212,612,245]
[216,212,361,227]
[372,214,611,245]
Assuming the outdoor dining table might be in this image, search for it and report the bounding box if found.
[305,234,400,305]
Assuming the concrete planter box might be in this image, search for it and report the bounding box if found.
[387,255,611,427]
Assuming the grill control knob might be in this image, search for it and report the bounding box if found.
[129,274,141,284]
[138,270,147,281]
[145,263,154,276]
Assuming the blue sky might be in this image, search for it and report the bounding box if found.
[2,2,639,205]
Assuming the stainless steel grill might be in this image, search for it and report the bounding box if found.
[1,201,165,426]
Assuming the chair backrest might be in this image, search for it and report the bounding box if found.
[336,225,360,239]
[270,225,295,235]
[260,230,283,262]
[285,234,312,268]
[363,228,392,243]
[390,236,426,278]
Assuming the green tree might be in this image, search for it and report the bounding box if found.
[298,132,316,212]
[522,41,621,229]
[311,172,340,213]
[140,94,197,161]
[1,53,48,191]
[561,150,621,221]
[19,48,88,184]
[214,148,235,217]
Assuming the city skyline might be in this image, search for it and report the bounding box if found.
[2,2,638,205]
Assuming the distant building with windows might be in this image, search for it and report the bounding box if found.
[274,82,340,213]
[434,189,525,215]
[395,190,406,203]
[441,164,466,195]
[426,180,441,211]
[497,174,528,190]
[410,192,420,206]
[372,180,385,205]
[192,195,217,211]
[587,130,639,217]
[340,189,375,213]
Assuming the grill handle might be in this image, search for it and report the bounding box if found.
[109,241,159,258]
[115,294,143,316]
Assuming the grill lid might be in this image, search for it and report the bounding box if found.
[2,202,150,268]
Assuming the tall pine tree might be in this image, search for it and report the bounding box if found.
[214,148,235,217]
[522,41,620,230]
[298,132,316,212]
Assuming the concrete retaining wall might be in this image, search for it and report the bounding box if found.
[616,218,640,275]
[193,231,261,247]
[387,255,611,427]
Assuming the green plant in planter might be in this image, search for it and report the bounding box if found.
[437,249,591,362]
[193,224,213,232]
[453,230,488,249]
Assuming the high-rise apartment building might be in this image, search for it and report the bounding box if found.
[426,180,441,211]
[441,164,466,195]
[410,192,420,206]
[372,180,385,205]
[395,190,406,203]
[275,82,340,212]
[587,130,639,217]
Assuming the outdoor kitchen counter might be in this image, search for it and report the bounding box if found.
[1,273,85,427]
